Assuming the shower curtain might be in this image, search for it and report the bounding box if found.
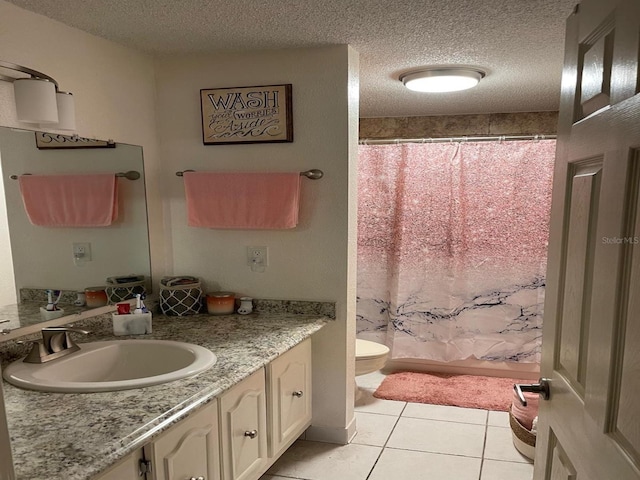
[357,140,556,363]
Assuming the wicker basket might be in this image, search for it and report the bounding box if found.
[509,407,536,460]
[159,276,203,316]
[105,275,146,304]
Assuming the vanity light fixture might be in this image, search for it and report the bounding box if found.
[0,60,76,130]
[400,67,485,93]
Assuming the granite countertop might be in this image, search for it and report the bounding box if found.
[1,306,331,480]
[0,302,86,332]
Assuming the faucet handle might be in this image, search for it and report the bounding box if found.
[42,327,90,353]
[41,326,91,335]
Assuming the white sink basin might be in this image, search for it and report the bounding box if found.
[2,339,217,393]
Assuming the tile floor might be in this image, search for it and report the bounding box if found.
[261,371,533,480]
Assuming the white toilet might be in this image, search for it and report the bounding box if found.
[355,339,390,401]
[355,339,390,376]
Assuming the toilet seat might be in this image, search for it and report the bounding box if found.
[355,339,390,376]
[356,339,390,359]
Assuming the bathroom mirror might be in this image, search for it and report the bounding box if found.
[0,127,151,334]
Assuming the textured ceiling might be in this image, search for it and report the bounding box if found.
[6,0,577,117]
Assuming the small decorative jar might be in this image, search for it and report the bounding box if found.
[74,292,86,306]
[84,287,108,308]
[206,292,235,315]
[237,297,253,315]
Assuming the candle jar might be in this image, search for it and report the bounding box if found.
[85,287,108,308]
[206,292,235,315]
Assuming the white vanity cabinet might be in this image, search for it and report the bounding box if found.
[145,399,220,480]
[219,368,268,480]
[93,338,313,480]
[93,448,145,480]
[266,338,312,458]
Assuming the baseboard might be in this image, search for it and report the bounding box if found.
[385,358,540,380]
[305,416,357,445]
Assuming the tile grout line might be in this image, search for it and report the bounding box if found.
[478,410,489,480]
[364,401,408,480]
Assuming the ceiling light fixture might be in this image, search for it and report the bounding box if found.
[400,67,485,93]
[0,60,76,130]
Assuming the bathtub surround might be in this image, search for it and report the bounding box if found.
[357,140,556,364]
[359,111,558,140]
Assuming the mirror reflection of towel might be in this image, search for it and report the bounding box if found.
[184,172,300,229]
[18,174,118,227]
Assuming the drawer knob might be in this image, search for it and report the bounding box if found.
[293,390,304,398]
[189,477,205,480]
[244,429,258,439]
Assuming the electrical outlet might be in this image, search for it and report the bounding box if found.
[72,242,92,263]
[247,246,268,272]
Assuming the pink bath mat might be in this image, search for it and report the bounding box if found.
[373,371,531,411]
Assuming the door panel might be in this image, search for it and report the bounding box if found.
[613,152,640,464]
[148,400,220,480]
[219,368,268,480]
[547,432,577,480]
[579,27,614,118]
[267,339,312,458]
[557,162,602,394]
[535,0,640,478]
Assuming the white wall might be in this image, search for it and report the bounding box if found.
[155,45,358,441]
[0,0,166,284]
[0,150,16,305]
[0,1,358,445]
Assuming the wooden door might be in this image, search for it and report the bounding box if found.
[535,0,640,478]
[147,400,220,480]
[219,368,268,480]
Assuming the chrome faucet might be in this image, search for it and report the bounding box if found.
[24,327,90,364]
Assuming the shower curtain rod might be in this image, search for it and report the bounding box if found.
[359,134,557,145]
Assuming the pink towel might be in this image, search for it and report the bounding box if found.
[184,172,301,229]
[511,390,539,430]
[19,174,118,227]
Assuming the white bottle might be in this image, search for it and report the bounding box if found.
[237,297,253,315]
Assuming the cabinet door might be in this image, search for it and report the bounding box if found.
[219,368,268,480]
[147,399,220,480]
[266,338,312,457]
[93,448,144,480]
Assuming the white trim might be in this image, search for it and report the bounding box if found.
[385,358,540,381]
[305,416,357,445]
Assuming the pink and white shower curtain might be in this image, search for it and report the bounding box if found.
[357,140,556,363]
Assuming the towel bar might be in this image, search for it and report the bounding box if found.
[175,169,324,179]
[10,170,140,181]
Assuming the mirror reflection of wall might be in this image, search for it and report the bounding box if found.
[0,127,151,310]
[0,151,16,305]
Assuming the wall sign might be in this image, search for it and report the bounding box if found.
[200,84,293,145]
[35,132,116,149]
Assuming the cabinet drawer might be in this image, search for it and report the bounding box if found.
[219,368,268,480]
[267,338,312,457]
